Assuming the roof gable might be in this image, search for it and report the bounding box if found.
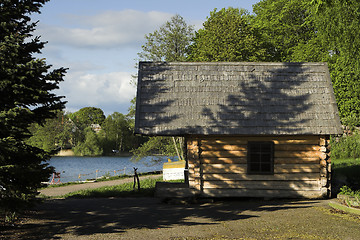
[135,62,342,136]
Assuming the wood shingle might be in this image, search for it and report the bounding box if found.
[135,62,342,136]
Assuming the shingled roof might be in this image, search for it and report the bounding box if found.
[134,62,342,136]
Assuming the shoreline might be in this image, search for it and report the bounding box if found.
[53,149,133,157]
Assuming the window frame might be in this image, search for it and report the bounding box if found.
[247,141,274,175]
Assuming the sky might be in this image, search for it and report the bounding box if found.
[33,0,261,116]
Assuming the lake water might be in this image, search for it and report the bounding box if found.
[47,156,174,183]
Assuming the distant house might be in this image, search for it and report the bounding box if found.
[135,62,342,198]
[91,123,102,133]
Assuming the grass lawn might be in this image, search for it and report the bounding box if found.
[41,171,161,189]
[332,158,360,190]
[62,177,163,199]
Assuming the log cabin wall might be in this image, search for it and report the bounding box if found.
[187,135,331,198]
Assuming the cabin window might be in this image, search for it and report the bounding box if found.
[247,141,274,174]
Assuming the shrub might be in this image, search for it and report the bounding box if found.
[331,133,360,159]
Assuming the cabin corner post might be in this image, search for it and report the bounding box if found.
[187,137,201,191]
[184,136,189,185]
[320,135,331,198]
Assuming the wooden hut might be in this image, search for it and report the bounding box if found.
[134,62,342,198]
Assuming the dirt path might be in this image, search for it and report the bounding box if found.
[2,197,360,240]
[40,174,162,197]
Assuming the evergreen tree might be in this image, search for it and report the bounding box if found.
[0,0,66,215]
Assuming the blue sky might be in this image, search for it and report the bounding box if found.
[33,0,261,116]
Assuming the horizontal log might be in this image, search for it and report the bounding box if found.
[275,168,319,174]
[274,158,319,164]
[188,167,200,172]
[201,150,247,158]
[201,164,320,174]
[201,157,321,164]
[275,151,324,158]
[203,180,321,191]
[188,153,200,161]
[199,136,320,145]
[202,173,320,181]
[319,138,330,146]
[320,160,327,167]
[201,144,247,151]
[188,178,201,183]
[201,157,247,164]
[187,158,200,165]
[202,164,247,174]
[275,145,320,151]
[187,145,199,151]
[201,139,247,145]
[320,146,328,152]
[202,189,324,198]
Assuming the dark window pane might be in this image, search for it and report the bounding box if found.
[249,144,261,153]
[248,141,273,174]
[261,144,271,152]
[261,153,271,163]
[250,163,260,172]
[250,153,261,162]
[261,163,271,172]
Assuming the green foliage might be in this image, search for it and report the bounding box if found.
[131,136,179,162]
[341,114,360,129]
[189,7,268,62]
[26,111,75,152]
[339,186,360,208]
[250,0,360,120]
[70,107,105,129]
[339,186,360,197]
[26,107,145,156]
[331,134,360,160]
[0,0,66,215]
[73,127,103,156]
[253,0,314,62]
[138,14,194,61]
[101,112,134,154]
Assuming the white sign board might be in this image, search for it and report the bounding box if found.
[163,168,184,181]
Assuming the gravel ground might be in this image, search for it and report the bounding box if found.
[2,179,360,240]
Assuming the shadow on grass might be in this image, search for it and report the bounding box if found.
[332,159,360,192]
[1,198,321,239]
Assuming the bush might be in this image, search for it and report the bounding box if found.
[341,113,360,129]
[340,186,359,196]
[331,133,360,160]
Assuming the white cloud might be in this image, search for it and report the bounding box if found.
[57,71,136,114]
[37,10,173,49]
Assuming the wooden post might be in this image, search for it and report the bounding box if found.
[319,135,330,198]
[187,137,201,191]
[133,167,140,191]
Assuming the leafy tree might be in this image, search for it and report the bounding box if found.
[131,136,182,162]
[0,0,66,216]
[71,107,105,129]
[252,0,315,62]
[133,15,194,161]
[101,112,133,154]
[27,111,75,152]
[73,127,103,156]
[252,0,360,121]
[188,7,268,62]
[138,14,195,61]
[305,0,360,120]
